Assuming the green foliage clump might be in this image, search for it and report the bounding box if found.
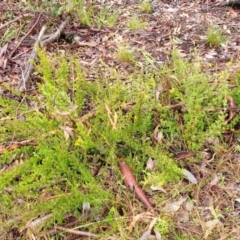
[0,50,182,233]
[49,0,118,28]
[139,1,153,13]
[95,7,118,28]
[206,25,226,47]
[128,16,147,30]
[0,52,109,231]
[116,46,136,63]
[0,48,231,234]
[155,50,229,150]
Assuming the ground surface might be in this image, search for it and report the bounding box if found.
[0,0,240,239]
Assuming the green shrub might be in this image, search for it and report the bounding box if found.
[206,25,226,47]
[0,48,231,234]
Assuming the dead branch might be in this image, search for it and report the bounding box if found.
[0,130,58,155]
[0,14,31,31]
[54,226,98,238]
[0,140,37,154]
[225,96,239,124]
[9,14,43,59]
[17,25,46,91]
[17,17,70,92]
[41,17,70,46]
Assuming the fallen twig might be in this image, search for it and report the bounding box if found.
[0,139,37,154]
[175,224,202,236]
[17,25,46,91]
[17,17,70,92]
[127,212,154,232]
[41,17,70,46]
[218,0,240,7]
[118,161,153,209]
[0,14,31,31]
[55,226,98,238]
[9,14,43,59]
[0,130,57,155]
[225,96,239,124]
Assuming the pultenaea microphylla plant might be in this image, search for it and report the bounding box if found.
[0,50,182,234]
[0,48,232,236]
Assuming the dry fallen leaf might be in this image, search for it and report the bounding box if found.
[22,214,52,234]
[118,161,153,209]
[150,185,167,194]
[146,157,156,171]
[127,212,153,232]
[163,197,187,213]
[0,43,8,58]
[204,218,222,239]
[184,201,194,212]
[175,210,190,223]
[139,229,162,240]
[60,126,74,141]
[182,169,198,184]
[39,189,53,203]
[82,202,91,220]
[77,40,98,47]
[209,173,222,186]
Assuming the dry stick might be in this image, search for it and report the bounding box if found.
[8,14,42,59]
[54,226,98,238]
[175,225,202,236]
[17,25,46,92]
[0,140,37,154]
[0,14,31,31]
[0,130,58,155]
[225,96,238,124]
[17,17,70,92]
[41,17,70,46]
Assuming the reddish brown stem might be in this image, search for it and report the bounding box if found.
[118,161,153,210]
[225,96,238,124]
